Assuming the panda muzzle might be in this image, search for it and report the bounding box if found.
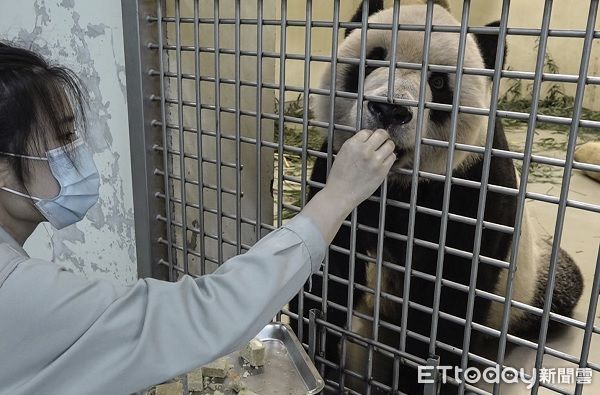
[367,101,413,130]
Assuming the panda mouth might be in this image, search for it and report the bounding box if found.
[394,148,405,160]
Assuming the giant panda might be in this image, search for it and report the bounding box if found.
[288,1,584,394]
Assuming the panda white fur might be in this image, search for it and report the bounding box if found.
[289,2,583,394]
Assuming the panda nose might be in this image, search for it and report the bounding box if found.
[367,101,413,128]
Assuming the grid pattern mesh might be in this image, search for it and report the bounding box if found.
[127,0,600,394]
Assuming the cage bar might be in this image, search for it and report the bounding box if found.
[493,2,554,393]
[193,0,207,274]
[428,0,471,359]
[458,0,510,391]
[399,0,436,361]
[155,0,174,280]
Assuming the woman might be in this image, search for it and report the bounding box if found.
[0,43,396,394]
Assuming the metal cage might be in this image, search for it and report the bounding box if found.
[122,0,600,394]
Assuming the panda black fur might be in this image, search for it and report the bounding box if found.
[288,2,584,394]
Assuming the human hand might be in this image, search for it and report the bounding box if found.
[322,129,396,213]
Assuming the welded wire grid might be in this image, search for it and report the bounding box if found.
[140,0,600,394]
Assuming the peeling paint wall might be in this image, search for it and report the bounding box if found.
[0,0,136,285]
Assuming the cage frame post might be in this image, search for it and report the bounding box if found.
[121,0,168,280]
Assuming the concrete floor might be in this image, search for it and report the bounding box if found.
[477,128,600,394]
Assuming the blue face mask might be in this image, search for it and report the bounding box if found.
[0,138,100,229]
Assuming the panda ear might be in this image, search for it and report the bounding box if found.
[345,0,385,38]
[474,21,508,71]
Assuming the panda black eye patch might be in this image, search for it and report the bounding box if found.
[429,73,447,90]
[428,72,453,125]
[343,46,388,93]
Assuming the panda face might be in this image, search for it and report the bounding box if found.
[314,5,491,181]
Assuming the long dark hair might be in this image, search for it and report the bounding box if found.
[0,42,88,184]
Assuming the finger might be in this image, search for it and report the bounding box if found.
[366,129,391,150]
[354,129,373,142]
[374,142,394,163]
[382,152,397,170]
[376,139,396,157]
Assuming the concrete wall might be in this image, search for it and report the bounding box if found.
[0,0,136,285]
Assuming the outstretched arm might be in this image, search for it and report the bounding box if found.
[0,129,395,395]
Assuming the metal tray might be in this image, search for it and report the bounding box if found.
[197,322,324,395]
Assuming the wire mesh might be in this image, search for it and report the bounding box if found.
[128,0,600,394]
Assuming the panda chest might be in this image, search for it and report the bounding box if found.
[358,189,479,317]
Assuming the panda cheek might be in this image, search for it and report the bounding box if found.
[395,129,414,148]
